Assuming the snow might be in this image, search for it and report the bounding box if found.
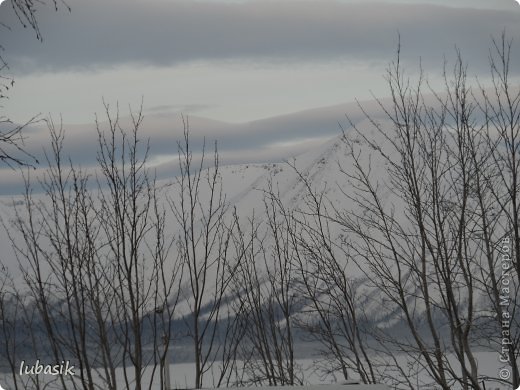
[0,353,510,389]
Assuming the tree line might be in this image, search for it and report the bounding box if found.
[0,36,519,390]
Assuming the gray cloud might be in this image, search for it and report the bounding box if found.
[1,0,519,75]
[145,103,215,114]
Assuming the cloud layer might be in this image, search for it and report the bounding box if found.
[1,0,519,74]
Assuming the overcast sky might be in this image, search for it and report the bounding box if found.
[0,0,520,194]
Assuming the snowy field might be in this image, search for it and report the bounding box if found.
[0,353,514,390]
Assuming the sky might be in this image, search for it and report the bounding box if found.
[0,0,520,194]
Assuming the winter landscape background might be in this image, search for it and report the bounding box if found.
[0,1,520,390]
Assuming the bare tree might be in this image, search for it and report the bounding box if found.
[6,104,182,390]
[333,38,519,390]
[275,166,380,386]
[0,0,70,166]
[6,0,69,40]
[0,268,52,390]
[229,186,302,386]
[0,262,22,390]
[476,33,520,388]
[169,118,237,389]
[94,103,182,390]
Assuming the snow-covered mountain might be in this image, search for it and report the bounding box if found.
[0,94,505,348]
